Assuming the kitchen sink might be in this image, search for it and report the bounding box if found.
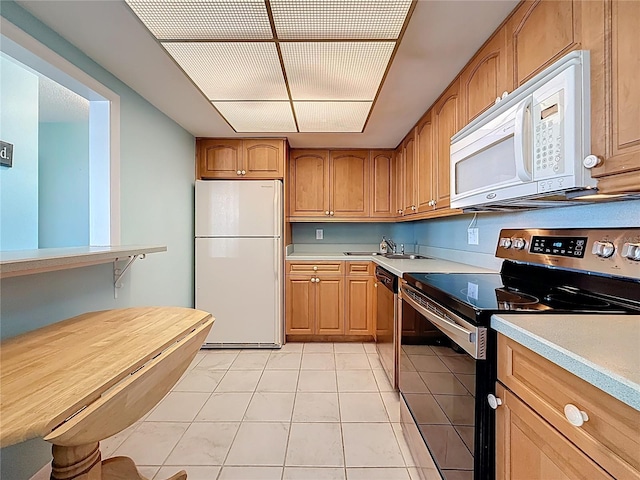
[343,252,429,260]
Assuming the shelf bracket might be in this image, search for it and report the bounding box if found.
[114,254,146,297]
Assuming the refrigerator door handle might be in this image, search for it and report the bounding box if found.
[273,180,281,237]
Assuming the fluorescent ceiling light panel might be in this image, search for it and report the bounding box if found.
[213,101,297,132]
[126,0,272,40]
[295,101,371,132]
[281,42,395,100]
[270,0,413,39]
[162,42,288,100]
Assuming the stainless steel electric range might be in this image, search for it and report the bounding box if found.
[398,228,640,480]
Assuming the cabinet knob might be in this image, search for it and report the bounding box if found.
[325,211,330,215]
[411,205,416,211]
[398,209,403,215]
[330,211,334,216]
[315,277,320,283]
[487,394,502,410]
[374,283,378,288]
[241,170,246,175]
[236,170,242,175]
[313,266,318,271]
[310,277,317,283]
[564,404,589,427]
[583,155,603,169]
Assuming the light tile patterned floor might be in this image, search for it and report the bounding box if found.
[34,342,422,480]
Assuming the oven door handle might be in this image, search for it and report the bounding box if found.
[401,283,486,359]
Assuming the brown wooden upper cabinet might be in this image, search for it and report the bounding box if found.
[289,149,374,219]
[506,0,582,87]
[288,150,330,217]
[330,150,370,218]
[197,138,285,179]
[460,28,510,123]
[432,78,462,210]
[586,0,640,193]
[416,111,435,213]
[400,131,418,217]
[370,150,396,218]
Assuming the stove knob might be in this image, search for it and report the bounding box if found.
[512,238,526,250]
[592,241,615,258]
[499,237,512,249]
[621,242,640,261]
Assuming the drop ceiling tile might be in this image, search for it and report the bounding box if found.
[126,0,273,40]
[270,0,413,39]
[213,101,297,132]
[294,101,371,132]
[162,42,288,100]
[281,42,395,101]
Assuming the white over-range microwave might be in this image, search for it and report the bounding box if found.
[450,50,599,211]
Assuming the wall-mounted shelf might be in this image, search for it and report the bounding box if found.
[0,245,167,279]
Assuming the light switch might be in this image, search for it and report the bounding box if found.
[316,229,324,240]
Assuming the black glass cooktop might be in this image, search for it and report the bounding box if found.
[402,266,639,324]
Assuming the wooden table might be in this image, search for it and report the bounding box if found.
[0,306,213,480]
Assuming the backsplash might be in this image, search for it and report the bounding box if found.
[292,222,415,245]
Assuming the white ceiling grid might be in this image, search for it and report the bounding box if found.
[126,0,414,133]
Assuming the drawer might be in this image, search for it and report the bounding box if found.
[286,261,344,275]
[497,334,640,480]
[346,261,374,276]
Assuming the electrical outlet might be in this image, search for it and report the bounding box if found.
[316,228,324,240]
[467,227,479,245]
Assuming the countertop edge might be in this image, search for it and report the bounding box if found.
[0,245,167,278]
[491,314,640,411]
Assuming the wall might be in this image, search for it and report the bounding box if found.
[0,3,195,478]
[38,122,90,248]
[291,222,414,248]
[0,54,39,250]
[413,199,640,269]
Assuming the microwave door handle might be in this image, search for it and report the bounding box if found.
[514,97,533,181]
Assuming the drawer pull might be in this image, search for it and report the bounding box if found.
[487,394,502,410]
[564,404,589,427]
[313,266,318,271]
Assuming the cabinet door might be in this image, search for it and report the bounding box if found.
[370,150,395,218]
[416,112,435,213]
[394,146,405,216]
[198,139,243,178]
[507,0,582,86]
[345,276,375,336]
[402,131,417,215]
[329,150,370,217]
[315,276,344,335]
[433,79,461,209]
[243,139,285,179]
[285,275,315,335]
[461,28,510,123]
[589,0,640,192]
[289,150,330,217]
[496,383,614,480]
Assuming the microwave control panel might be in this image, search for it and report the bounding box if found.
[533,91,564,178]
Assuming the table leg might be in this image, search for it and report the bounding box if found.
[50,442,187,480]
[50,443,101,479]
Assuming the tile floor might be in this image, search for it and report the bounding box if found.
[34,342,423,480]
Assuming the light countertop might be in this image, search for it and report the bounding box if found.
[286,251,496,276]
[492,314,640,410]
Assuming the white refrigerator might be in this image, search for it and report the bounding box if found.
[195,180,283,347]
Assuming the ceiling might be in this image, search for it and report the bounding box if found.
[17,0,518,149]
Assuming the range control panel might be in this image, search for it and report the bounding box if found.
[496,228,640,280]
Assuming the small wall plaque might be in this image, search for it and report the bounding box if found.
[0,141,13,167]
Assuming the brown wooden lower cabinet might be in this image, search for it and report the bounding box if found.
[496,334,640,480]
[495,383,613,480]
[285,261,374,340]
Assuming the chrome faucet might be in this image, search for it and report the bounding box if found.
[382,236,397,254]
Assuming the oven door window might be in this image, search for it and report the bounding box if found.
[400,300,477,479]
